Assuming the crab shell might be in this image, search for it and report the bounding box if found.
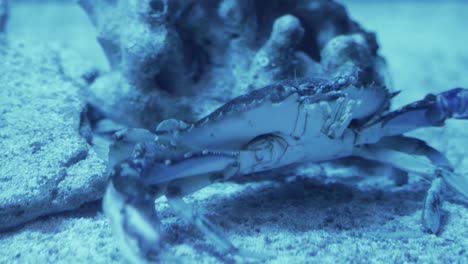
[157,76,391,151]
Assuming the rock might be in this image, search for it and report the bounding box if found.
[249,14,305,89]
[321,34,387,86]
[0,203,123,264]
[0,43,107,230]
[88,71,194,128]
[79,0,388,128]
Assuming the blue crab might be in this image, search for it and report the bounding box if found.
[103,76,468,262]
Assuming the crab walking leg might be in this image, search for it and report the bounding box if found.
[103,160,162,264]
[352,146,445,233]
[162,173,238,252]
[165,192,269,260]
[159,164,270,259]
[353,136,468,233]
[369,136,468,199]
[165,181,246,258]
[104,151,242,262]
[357,87,468,144]
[422,177,445,234]
[362,136,468,198]
[141,147,270,256]
[367,136,454,234]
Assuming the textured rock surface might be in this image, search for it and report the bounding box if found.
[80,0,387,128]
[0,43,107,230]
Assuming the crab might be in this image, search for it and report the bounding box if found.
[103,75,468,263]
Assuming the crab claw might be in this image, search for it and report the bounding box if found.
[438,87,468,119]
[108,128,156,171]
[103,160,161,263]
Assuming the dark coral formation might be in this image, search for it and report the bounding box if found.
[80,0,388,129]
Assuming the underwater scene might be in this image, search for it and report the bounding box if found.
[0,0,467,263]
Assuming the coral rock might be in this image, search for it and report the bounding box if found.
[80,0,388,128]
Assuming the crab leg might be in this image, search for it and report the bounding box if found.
[105,137,280,261]
[107,128,156,170]
[357,87,468,144]
[164,174,239,253]
[366,136,468,200]
[142,137,290,257]
[353,136,468,234]
[164,173,272,260]
[104,155,239,262]
[103,159,162,264]
[151,152,274,260]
